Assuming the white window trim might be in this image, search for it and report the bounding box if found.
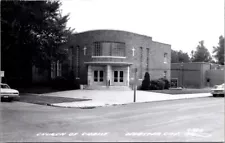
[92,56,126,59]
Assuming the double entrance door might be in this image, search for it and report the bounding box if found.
[93,70,124,86]
[113,70,124,86]
[93,70,104,85]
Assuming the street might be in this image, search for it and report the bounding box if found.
[0,96,224,142]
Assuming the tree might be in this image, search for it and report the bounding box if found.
[1,1,74,86]
[141,72,151,90]
[171,50,190,63]
[213,36,224,65]
[191,41,212,62]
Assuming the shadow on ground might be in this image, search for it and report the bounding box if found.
[17,94,91,106]
[149,88,211,94]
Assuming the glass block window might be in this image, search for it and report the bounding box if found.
[93,41,125,57]
[111,42,125,57]
[94,42,102,56]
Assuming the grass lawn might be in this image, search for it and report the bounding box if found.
[17,94,91,105]
[17,86,77,94]
[148,88,211,95]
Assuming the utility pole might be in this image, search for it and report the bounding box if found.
[181,63,184,88]
[134,68,137,102]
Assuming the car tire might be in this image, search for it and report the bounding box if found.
[8,98,13,102]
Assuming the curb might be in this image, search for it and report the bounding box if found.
[47,95,213,109]
[48,102,124,109]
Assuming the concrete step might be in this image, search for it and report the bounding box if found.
[84,85,132,91]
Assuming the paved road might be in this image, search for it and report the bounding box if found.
[0,97,224,142]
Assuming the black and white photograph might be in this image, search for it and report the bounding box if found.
[0,0,224,142]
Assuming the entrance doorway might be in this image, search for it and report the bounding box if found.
[113,70,124,85]
[93,70,105,85]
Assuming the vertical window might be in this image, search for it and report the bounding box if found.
[164,53,168,63]
[76,46,80,78]
[94,42,102,56]
[110,43,113,56]
[59,63,62,77]
[117,43,125,57]
[146,48,149,71]
[139,47,143,79]
[93,41,125,57]
[120,71,123,82]
[69,46,73,70]
[114,71,118,82]
[164,71,167,78]
[51,62,56,79]
[94,71,98,82]
[56,60,59,77]
[99,71,104,82]
[51,63,54,79]
[111,42,125,56]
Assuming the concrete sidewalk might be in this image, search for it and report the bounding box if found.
[35,90,212,108]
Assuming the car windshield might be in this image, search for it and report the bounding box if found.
[1,84,10,89]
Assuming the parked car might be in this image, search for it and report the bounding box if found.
[211,83,225,97]
[1,83,20,101]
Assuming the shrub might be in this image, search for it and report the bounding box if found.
[149,80,159,90]
[149,78,169,90]
[141,72,151,90]
[137,85,142,90]
[51,76,80,90]
[157,79,165,90]
[159,78,170,89]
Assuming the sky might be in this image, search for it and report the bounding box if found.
[61,0,224,56]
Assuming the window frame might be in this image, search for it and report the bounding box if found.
[119,71,123,82]
[164,53,168,64]
[93,41,125,57]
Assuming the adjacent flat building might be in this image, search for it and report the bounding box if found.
[65,30,171,88]
[171,62,224,88]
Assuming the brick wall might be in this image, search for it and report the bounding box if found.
[67,30,171,86]
[171,63,203,88]
[206,69,224,87]
[171,62,223,88]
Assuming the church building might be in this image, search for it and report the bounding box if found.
[66,30,171,89]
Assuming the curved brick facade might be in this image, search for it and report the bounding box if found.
[67,30,171,87]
